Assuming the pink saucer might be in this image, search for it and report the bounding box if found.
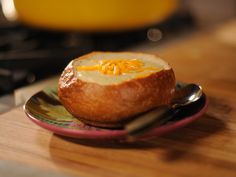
[24,86,208,140]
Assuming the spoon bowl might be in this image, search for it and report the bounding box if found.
[171,84,203,109]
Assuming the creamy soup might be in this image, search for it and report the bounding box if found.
[73,53,170,85]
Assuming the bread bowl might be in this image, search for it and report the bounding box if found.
[58,52,175,128]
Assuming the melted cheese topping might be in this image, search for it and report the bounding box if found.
[73,53,170,85]
[76,59,159,75]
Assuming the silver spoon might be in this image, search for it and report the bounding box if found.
[125,83,203,136]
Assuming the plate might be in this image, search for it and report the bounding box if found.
[24,83,208,140]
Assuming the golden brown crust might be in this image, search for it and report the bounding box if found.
[58,52,175,128]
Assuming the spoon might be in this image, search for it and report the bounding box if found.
[125,83,203,136]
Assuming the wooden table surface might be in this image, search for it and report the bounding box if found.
[0,20,236,177]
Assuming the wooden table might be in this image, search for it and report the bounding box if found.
[0,20,236,177]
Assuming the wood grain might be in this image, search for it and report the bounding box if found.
[1,20,236,177]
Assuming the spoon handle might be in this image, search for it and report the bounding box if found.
[125,106,179,136]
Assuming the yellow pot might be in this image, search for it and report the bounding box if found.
[13,0,178,32]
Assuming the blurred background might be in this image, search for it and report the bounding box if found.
[0,0,236,110]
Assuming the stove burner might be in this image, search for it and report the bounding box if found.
[0,12,194,95]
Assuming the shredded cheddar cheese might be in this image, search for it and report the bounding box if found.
[76,59,159,75]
